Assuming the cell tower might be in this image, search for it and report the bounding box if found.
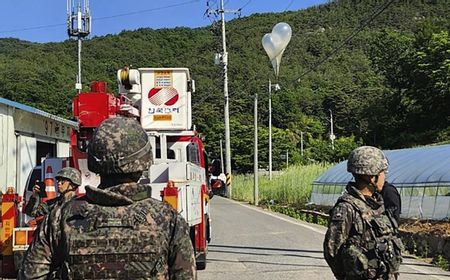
[67,0,91,93]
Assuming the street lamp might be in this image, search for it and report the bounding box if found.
[262,22,292,181]
[268,79,280,180]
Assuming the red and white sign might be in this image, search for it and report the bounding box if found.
[140,68,192,130]
[148,87,179,106]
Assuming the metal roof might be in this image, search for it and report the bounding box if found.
[314,144,450,187]
[0,97,78,128]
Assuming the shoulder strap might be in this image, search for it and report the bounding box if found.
[338,194,371,219]
[384,208,399,232]
[337,194,374,241]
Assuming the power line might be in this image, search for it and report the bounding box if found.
[94,0,200,21]
[294,0,396,83]
[284,0,294,12]
[0,0,200,35]
[0,23,63,35]
[204,0,219,23]
[238,0,252,12]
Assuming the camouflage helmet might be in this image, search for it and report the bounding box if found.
[347,146,389,176]
[55,167,82,186]
[87,117,152,175]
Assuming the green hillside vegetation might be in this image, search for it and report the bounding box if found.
[0,0,449,172]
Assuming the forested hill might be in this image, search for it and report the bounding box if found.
[0,0,449,172]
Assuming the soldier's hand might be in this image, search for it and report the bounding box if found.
[32,185,40,197]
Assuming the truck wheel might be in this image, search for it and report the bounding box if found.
[196,214,208,270]
[206,214,211,243]
[196,253,206,270]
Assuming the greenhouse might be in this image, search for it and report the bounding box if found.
[311,144,450,220]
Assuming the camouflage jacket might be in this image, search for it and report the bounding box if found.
[19,182,196,280]
[323,182,402,280]
[24,193,75,218]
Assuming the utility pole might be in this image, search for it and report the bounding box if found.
[268,80,280,180]
[220,0,232,198]
[269,79,272,180]
[220,139,224,174]
[254,92,259,206]
[329,109,335,150]
[300,131,304,156]
[286,150,289,168]
[67,0,91,93]
[207,0,239,198]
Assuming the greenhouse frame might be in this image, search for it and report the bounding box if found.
[311,144,450,220]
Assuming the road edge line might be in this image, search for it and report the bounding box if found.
[227,199,327,235]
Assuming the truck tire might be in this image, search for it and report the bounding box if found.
[195,214,208,270]
[196,252,206,270]
[206,214,211,243]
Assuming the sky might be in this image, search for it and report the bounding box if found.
[0,0,328,43]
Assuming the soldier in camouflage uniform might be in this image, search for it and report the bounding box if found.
[24,167,81,217]
[323,146,403,280]
[19,117,196,279]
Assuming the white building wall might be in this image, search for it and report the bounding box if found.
[57,141,70,157]
[0,106,16,193]
[0,98,76,195]
[17,135,37,196]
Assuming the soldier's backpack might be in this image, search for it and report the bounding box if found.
[337,194,403,279]
[55,197,171,279]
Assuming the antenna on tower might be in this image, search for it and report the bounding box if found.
[67,0,91,93]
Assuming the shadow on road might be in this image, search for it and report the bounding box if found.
[206,257,330,268]
[399,271,450,278]
[402,255,445,268]
[210,244,322,253]
[209,244,324,260]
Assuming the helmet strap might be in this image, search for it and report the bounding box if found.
[354,174,377,194]
[59,183,77,196]
[368,175,379,193]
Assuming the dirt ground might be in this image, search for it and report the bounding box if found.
[400,219,450,235]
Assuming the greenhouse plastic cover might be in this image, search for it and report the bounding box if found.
[314,144,450,187]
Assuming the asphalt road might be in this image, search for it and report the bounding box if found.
[198,196,450,280]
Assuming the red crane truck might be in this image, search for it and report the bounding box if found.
[4,67,211,277]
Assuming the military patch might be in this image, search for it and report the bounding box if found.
[151,258,165,276]
[134,208,148,224]
[100,218,123,227]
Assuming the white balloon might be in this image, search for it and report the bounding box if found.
[262,33,284,60]
[272,22,292,50]
[263,22,292,77]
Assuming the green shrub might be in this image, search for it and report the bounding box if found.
[433,255,450,271]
